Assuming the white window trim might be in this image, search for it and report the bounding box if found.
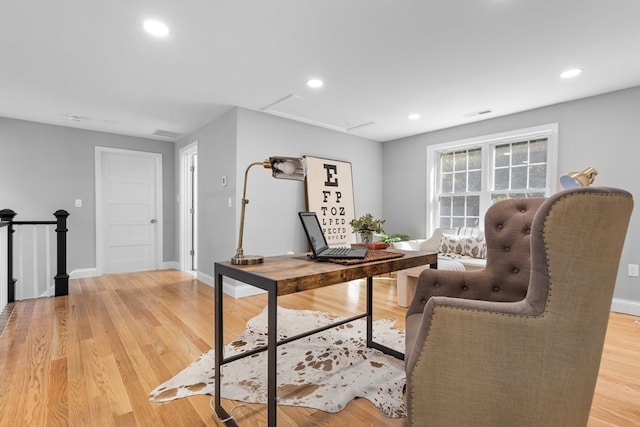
[426,123,558,234]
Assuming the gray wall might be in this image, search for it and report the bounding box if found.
[175,109,238,276]
[236,108,383,258]
[176,107,383,279]
[0,117,176,273]
[383,86,640,307]
[5,86,636,309]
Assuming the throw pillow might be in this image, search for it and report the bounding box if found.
[464,235,487,259]
[438,234,486,259]
[438,234,465,256]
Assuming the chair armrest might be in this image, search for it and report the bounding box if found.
[420,228,456,251]
[406,269,489,316]
[391,228,457,252]
[391,239,425,251]
[406,267,527,317]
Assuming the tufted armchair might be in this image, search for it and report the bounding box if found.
[405,196,546,320]
[404,187,634,426]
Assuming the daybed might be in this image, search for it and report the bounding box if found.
[392,227,487,307]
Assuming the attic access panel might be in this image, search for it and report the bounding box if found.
[262,94,374,132]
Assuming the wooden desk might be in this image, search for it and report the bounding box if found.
[214,250,437,426]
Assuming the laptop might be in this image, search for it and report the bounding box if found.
[298,211,368,260]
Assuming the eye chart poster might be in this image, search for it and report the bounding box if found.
[304,156,356,246]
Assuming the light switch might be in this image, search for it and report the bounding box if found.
[75,199,82,208]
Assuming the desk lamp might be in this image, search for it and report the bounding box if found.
[231,156,305,265]
[560,167,598,189]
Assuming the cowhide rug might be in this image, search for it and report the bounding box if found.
[149,306,407,418]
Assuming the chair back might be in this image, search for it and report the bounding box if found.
[519,187,634,423]
[466,197,546,302]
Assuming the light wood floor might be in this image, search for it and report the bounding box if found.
[0,269,638,426]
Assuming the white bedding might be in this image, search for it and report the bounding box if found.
[437,255,466,271]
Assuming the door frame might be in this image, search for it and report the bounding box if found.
[95,146,163,275]
[179,141,198,274]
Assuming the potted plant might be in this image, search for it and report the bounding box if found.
[349,213,385,244]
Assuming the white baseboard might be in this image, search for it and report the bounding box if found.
[611,298,640,316]
[197,271,266,298]
[162,261,180,270]
[227,283,267,298]
[197,271,215,287]
[70,262,179,279]
[70,268,99,279]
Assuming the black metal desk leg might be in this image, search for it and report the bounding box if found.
[366,276,373,347]
[365,276,405,360]
[267,289,278,425]
[214,272,233,423]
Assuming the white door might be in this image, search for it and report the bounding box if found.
[96,147,162,274]
[188,151,198,271]
[179,142,198,273]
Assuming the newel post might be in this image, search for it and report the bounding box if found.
[54,210,69,297]
[0,209,17,303]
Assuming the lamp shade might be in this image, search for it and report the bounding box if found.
[268,156,306,180]
[560,167,598,189]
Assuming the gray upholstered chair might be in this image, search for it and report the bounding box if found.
[404,187,634,427]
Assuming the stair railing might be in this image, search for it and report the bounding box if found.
[0,221,8,313]
[0,209,69,302]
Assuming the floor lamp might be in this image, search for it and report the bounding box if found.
[231,156,306,265]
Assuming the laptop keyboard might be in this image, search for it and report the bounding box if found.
[325,247,351,256]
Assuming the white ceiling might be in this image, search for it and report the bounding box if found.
[1,1,639,143]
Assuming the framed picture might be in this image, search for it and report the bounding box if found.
[304,156,356,246]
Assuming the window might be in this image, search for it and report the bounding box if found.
[427,124,558,233]
[491,137,548,202]
[438,148,482,228]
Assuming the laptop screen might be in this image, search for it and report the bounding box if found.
[299,212,329,255]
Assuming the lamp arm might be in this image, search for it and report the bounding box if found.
[234,161,267,259]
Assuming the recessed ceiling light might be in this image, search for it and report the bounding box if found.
[144,20,170,37]
[408,113,421,120]
[560,68,582,79]
[307,79,324,88]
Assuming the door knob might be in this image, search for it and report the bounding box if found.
[150,219,157,223]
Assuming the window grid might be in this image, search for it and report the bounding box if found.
[438,148,482,228]
[438,195,481,228]
[434,137,551,231]
[491,138,548,199]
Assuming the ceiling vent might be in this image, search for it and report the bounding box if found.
[153,129,181,139]
[262,94,374,132]
[463,109,493,119]
[63,114,93,122]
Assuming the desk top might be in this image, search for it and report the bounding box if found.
[215,250,437,296]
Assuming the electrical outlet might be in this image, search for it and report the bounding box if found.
[629,264,639,277]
